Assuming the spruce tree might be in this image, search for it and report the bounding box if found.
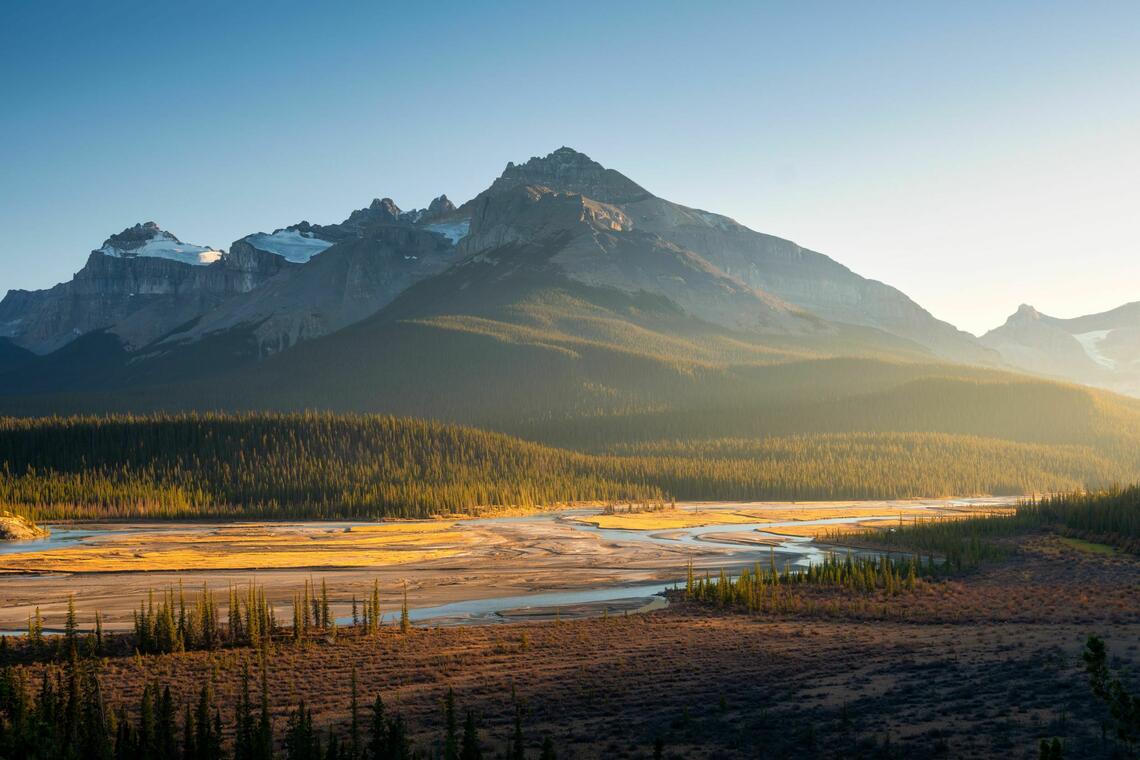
[368,695,387,760]
[255,665,274,760]
[460,710,483,760]
[139,683,157,758]
[235,666,254,760]
[509,703,524,760]
[443,688,458,760]
[157,685,178,759]
[399,582,410,634]
[349,667,361,760]
[65,594,79,649]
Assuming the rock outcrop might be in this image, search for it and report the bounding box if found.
[0,511,48,541]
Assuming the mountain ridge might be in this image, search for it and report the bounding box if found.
[0,146,1027,406]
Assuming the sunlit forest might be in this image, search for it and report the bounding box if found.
[1,413,1138,521]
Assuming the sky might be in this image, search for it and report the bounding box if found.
[1,0,1137,335]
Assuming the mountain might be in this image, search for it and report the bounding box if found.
[0,196,466,360]
[0,222,284,354]
[462,148,994,364]
[0,146,1008,408]
[982,302,1140,396]
[154,196,462,354]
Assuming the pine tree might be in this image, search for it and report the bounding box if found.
[235,666,254,760]
[368,695,387,760]
[461,710,483,760]
[285,699,318,760]
[387,713,411,760]
[443,688,458,760]
[399,582,410,634]
[369,580,381,636]
[348,667,361,760]
[540,736,556,760]
[94,611,104,656]
[28,606,43,649]
[157,685,178,760]
[509,702,525,760]
[183,703,196,760]
[65,594,79,649]
[255,664,274,760]
[139,683,157,758]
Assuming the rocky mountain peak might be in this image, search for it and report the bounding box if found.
[1010,304,1043,323]
[370,197,402,217]
[97,222,222,266]
[103,221,171,249]
[426,194,455,217]
[483,146,652,205]
[343,197,404,229]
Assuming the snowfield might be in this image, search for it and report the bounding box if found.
[244,229,335,263]
[100,232,223,265]
[424,219,470,245]
[1073,329,1117,369]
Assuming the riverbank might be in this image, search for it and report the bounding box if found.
[6,533,1137,758]
[0,510,48,541]
[0,498,1017,633]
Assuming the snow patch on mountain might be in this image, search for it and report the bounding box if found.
[244,229,334,263]
[100,232,222,266]
[1073,330,1116,369]
[424,219,470,245]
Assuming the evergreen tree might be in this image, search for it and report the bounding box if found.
[157,685,178,760]
[509,703,525,760]
[386,714,411,760]
[65,594,79,650]
[254,665,274,760]
[399,583,410,634]
[285,699,319,760]
[460,710,483,760]
[139,683,157,759]
[349,667,361,760]
[443,688,458,760]
[368,696,387,760]
[235,666,254,760]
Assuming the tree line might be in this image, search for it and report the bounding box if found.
[0,654,559,760]
[3,413,1137,522]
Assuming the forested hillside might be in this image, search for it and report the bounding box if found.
[1,413,1138,521]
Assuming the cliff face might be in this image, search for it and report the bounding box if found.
[161,227,457,356]
[0,232,287,353]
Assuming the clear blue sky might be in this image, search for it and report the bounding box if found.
[2,0,1137,334]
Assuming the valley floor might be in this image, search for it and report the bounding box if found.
[6,532,1139,758]
[0,499,1013,632]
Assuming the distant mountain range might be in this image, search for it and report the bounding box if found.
[0,146,1136,426]
[982,302,1140,397]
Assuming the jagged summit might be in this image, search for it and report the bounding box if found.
[482,147,652,205]
[1,146,1005,375]
[1007,304,1044,324]
[97,222,222,266]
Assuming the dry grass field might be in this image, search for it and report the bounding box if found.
[7,532,1137,759]
[0,522,471,574]
[569,502,1015,532]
